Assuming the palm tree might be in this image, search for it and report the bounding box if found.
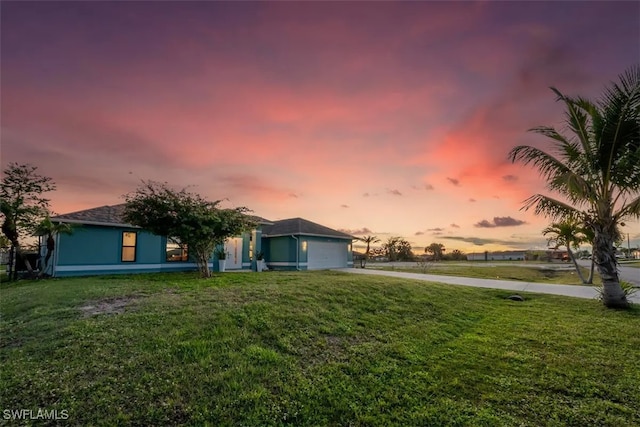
[542,219,589,284]
[359,235,380,268]
[35,216,73,277]
[509,66,640,308]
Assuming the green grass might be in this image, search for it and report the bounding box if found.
[374,263,602,285]
[1,271,639,426]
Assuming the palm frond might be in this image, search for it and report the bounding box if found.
[508,145,571,181]
[551,88,595,158]
[598,66,640,186]
[521,194,581,220]
[614,194,640,221]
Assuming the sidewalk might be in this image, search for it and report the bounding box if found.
[334,268,640,303]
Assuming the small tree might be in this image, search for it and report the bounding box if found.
[123,181,255,278]
[35,216,74,277]
[450,249,466,261]
[382,236,414,261]
[425,243,446,261]
[543,218,590,284]
[1,163,55,280]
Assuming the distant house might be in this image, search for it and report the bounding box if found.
[466,250,527,261]
[44,205,354,277]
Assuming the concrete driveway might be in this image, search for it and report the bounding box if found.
[334,268,640,304]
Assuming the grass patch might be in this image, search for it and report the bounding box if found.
[375,263,601,285]
[1,271,639,426]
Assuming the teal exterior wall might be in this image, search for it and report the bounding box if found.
[263,236,299,270]
[51,222,351,276]
[57,225,163,266]
[262,235,353,270]
[53,225,256,277]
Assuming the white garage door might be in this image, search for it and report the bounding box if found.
[307,241,347,269]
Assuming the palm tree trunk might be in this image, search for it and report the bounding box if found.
[566,246,587,284]
[586,259,595,285]
[593,227,628,308]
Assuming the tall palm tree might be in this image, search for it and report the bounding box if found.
[542,219,589,284]
[360,235,380,268]
[509,66,640,308]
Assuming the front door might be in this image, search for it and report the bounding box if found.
[224,237,243,269]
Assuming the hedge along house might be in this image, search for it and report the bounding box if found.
[44,205,354,277]
[45,204,272,277]
[261,218,354,270]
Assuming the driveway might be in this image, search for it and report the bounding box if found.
[334,268,640,304]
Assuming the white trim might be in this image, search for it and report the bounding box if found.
[56,262,214,272]
[267,262,309,267]
[242,262,251,267]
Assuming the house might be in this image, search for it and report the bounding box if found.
[466,250,527,261]
[43,205,353,277]
[261,217,354,270]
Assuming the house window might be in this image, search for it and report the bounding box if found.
[166,239,188,262]
[122,232,137,262]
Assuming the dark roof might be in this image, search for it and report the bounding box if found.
[52,203,273,227]
[52,204,130,226]
[262,217,355,240]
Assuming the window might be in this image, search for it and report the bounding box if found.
[122,232,137,262]
[166,239,188,262]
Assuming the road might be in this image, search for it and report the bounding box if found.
[577,260,639,287]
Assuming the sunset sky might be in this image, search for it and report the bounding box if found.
[2,1,639,253]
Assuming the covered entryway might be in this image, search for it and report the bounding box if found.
[307,241,348,269]
[224,237,243,269]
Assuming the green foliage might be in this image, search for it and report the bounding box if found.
[35,216,75,277]
[215,247,227,260]
[382,236,414,261]
[123,181,255,277]
[0,234,9,249]
[448,249,466,261]
[1,163,56,281]
[0,163,55,243]
[509,66,640,308]
[1,271,639,425]
[425,243,446,261]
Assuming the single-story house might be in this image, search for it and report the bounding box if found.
[466,250,527,261]
[43,204,354,277]
[261,217,354,270]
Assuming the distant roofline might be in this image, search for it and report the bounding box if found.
[262,232,354,240]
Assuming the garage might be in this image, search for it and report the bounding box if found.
[307,241,348,269]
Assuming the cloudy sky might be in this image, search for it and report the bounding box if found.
[2,1,639,253]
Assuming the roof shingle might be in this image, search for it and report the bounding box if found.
[53,204,273,226]
[262,217,354,240]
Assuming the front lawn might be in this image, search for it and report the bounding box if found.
[1,271,639,426]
